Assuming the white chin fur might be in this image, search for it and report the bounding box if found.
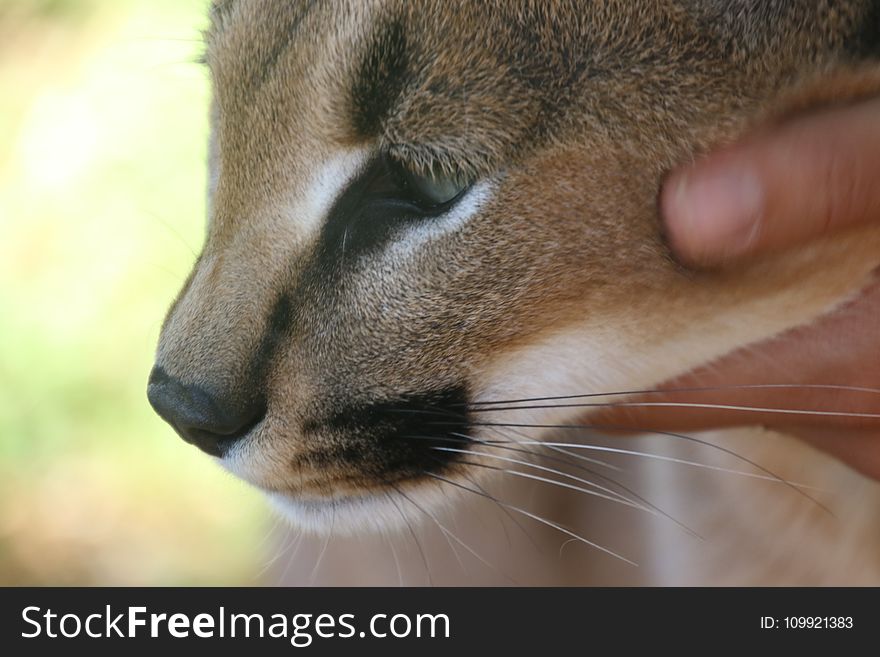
[266,479,470,536]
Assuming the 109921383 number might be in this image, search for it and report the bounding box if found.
[784,617,853,629]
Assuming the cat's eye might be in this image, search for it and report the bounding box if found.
[359,155,472,215]
[394,163,469,208]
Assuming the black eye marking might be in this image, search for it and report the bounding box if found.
[363,154,471,212]
[311,154,472,267]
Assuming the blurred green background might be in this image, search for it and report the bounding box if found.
[0,0,273,584]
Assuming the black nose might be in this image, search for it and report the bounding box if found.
[147,367,265,457]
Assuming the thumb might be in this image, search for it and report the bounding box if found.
[662,97,880,266]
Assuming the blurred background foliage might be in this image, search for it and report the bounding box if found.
[0,0,273,584]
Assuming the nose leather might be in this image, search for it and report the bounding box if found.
[147,366,264,457]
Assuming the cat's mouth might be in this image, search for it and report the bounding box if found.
[219,385,475,511]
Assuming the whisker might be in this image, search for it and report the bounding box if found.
[433,446,702,539]
[386,406,467,419]
[383,494,406,587]
[599,425,832,507]
[256,516,293,579]
[481,424,700,537]
[409,430,613,473]
[409,487,468,576]
[418,430,630,498]
[450,428,619,472]
[277,529,306,585]
[466,383,880,407]
[409,430,694,532]
[473,423,675,509]
[448,455,622,544]
[450,420,826,491]
[308,503,335,586]
[415,446,542,553]
[491,435,819,487]
[426,472,638,567]
[466,400,880,419]
[143,208,199,258]
[559,538,580,559]
[385,487,433,586]
[454,465,517,551]
[392,483,516,584]
[477,422,657,503]
[544,442,623,472]
[433,446,647,510]
[271,524,305,584]
[462,420,832,515]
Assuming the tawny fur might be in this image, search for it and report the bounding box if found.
[152,0,880,584]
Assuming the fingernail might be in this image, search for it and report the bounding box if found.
[663,162,764,265]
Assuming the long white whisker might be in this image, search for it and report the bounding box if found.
[463,421,830,505]
[386,527,405,587]
[417,442,543,552]
[511,440,822,489]
[469,400,880,418]
[435,429,701,530]
[275,527,305,585]
[385,490,433,586]
[426,472,638,567]
[433,446,647,510]
[438,446,701,539]
[256,515,292,579]
[308,503,335,586]
[468,383,880,406]
[393,484,515,584]
[452,428,620,472]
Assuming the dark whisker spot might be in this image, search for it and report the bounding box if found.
[301,385,472,479]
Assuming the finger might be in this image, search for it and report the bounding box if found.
[662,97,880,266]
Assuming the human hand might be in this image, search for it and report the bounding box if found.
[597,97,880,479]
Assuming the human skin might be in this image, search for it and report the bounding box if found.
[594,97,880,480]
